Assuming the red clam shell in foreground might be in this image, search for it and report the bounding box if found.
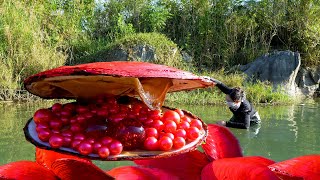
[268,154,320,180]
[50,158,114,180]
[0,161,58,180]
[35,148,114,180]
[106,166,178,180]
[201,156,279,180]
[35,148,92,169]
[201,124,243,161]
[135,150,210,180]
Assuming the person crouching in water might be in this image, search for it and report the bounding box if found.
[212,78,261,129]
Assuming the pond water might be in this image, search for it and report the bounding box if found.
[0,100,319,170]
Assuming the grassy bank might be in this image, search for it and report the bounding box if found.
[165,85,292,106]
[165,72,292,106]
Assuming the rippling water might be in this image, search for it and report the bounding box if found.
[0,100,319,170]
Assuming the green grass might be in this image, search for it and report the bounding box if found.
[165,71,293,105]
[244,81,292,104]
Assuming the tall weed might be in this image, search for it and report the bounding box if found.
[0,1,94,94]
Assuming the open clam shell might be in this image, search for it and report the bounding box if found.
[23,61,213,161]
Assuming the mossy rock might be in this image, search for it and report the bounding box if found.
[80,33,185,68]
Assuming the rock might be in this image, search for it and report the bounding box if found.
[239,51,301,96]
[78,46,128,63]
[88,44,156,62]
[310,66,320,84]
[102,46,128,61]
[296,67,320,97]
[315,88,320,97]
[181,51,193,63]
[81,44,182,67]
[131,45,156,62]
[239,50,320,97]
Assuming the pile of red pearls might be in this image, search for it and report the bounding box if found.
[33,96,203,158]
[143,109,203,151]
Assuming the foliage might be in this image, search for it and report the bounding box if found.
[92,0,171,39]
[243,81,292,104]
[1,0,318,103]
[0,0,95,91]
[89,0,320,69]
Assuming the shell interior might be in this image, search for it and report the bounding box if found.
[24,107,207,161]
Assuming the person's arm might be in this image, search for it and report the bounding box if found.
[210,78,233,94]
[226,114,250,129]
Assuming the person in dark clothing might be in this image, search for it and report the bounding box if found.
[211,78,261,129]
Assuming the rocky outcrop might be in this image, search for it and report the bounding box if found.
[239,51,320,97]
[86,44,157,62]
[296,67,320,97]
[92,45,192,64]
[239,51,301,96]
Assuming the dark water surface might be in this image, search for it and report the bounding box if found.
[0,100,319,170]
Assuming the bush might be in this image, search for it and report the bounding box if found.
[80,32,185,69]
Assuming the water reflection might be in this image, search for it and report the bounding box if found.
[175,101,320,162]
[286,105,298,142]
[0,101,319,169]
[247,124,261,138]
